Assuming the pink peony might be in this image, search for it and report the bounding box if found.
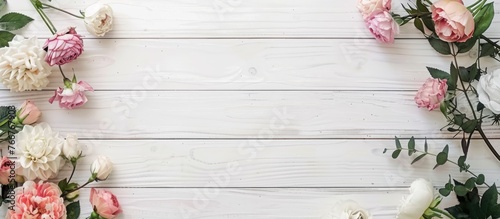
[49,80,94,109]
[43,27,84,66]
[90,188,122,219]
[415,78,448,110]
[0,156,12,185]
[431,0,474,42]
[15,100,41,125]
[6,181,66,219]
[365,10,399,43]
[358,0,391,19]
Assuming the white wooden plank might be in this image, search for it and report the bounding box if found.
[8,0,500,38]
[4,139,497,187]
[0,90,472,138]
[0,187,463,219]
[0,38,492,91]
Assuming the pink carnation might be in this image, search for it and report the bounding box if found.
[90,188,122,219]
[415,78,448,110]
[43,27,84,66]
[49,80,94,109]
[0,156,12,185]
[6,181,66,219]
[365,11,399,43]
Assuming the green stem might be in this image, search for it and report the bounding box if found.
[29,0,57,34]
[450,44,478,121]
[477,127,500,162]
[67,161,77,183]
[480,35,500,50]
[431,207,456,219]
[41,3,84,19]
[58,65,67,80]
[64,179,93,195]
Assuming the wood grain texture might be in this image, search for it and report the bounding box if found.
[1,38,495,91]
[0,187,464,219]
[7,0,500,39]
[3,139,498,188]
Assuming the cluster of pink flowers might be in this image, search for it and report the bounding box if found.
[357,0,398,43]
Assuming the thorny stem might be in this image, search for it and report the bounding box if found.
[41,3,84,19]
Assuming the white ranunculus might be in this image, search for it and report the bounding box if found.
[90,155,113,181]
[478,69,500,114]
[62,133,83,161]
[16,123,65,180]
[397,178,435,219]
[84,3,113,37]
[0,36,52,92]
[328,200,372,219]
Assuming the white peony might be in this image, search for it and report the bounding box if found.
[478,69,500,114]
[84,3,113,37]
[328,200,371,219]
[62,133,83,161]
[397,178,435,219]
[16,123,65,180]
[90,155,113,181]
[0,36,52,92]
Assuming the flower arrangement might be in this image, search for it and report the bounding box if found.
[0,0,114,109]
[0,102,122,219]
[354,0,500,218]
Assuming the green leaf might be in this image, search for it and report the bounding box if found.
[395,137,402,149]
[461,120,478,133]
[421,16,435,32]
[465,177,476,190]
[473,2,495,38]
[392,149,401,159]
[0,31,15,48]
[455,185,469,196]
[455,114,465,126]
[481,184,498,217]
[383,148,388,154]
[427,67,450,80]
[456,37,478,53]
[414,18,425,34]
[58,178,68,192]
[0,12,34,31]
[428,37,451,55]
[458,156,467,171]
[443,145,449,154]
[66,201,81,219]
[416,0,429,12]
[480,43,496,57]
[411,153,427,165]
[436,152,448,165]
[440,188,451,196]
[476,174,485,185]
[491,204,500,218]
[408,137,415,155]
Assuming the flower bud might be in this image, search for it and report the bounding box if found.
[64,182,80,202]
[15,100,41,125]
[62,134,83,162]
[90,156,113,181]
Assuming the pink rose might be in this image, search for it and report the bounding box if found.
[0,156,12,185]
[43,27,84,66]
[365,11,399,43]
[431,0,474,42]
[358,0,391,19]
[14,100,41,125]
[90,188,122,219]
[415,78,448,110]
[49,80,94,109]
[6,181,66,219]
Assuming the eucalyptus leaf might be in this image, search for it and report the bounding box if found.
[476,174,485,185]
[454,185,469,196]
[395,137,402,149]
[392,149,401,159]
[408,137,415,155]
[440,188,451,196]
[436,151,448,165]
[411,153,426,165]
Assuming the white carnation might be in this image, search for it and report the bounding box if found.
[0,36,52,92]
[16,123,65,180]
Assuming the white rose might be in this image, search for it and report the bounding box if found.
[397,178,435,219]
[16,123,65,180]
[0,36,52,92]
[327,200,371,219]
[478,69,500,114]
[62,133,83,161]
[90,155,113,181]
[84,3,113,37]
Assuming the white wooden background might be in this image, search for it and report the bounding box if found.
[2,0,500,218]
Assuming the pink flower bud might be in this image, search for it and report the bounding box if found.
[16,100,41,125]
[90,188,122,219]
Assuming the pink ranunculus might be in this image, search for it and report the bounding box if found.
[365,10,399,43]
[431,0,474,43]
[49,81,94,109]
[16,100,41,125]
[0,156,12,185]
[358,0,391,19]
[43,27,84,66]
[90,188,122,219]
[415,78,448,110]
[6,181,66,219]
